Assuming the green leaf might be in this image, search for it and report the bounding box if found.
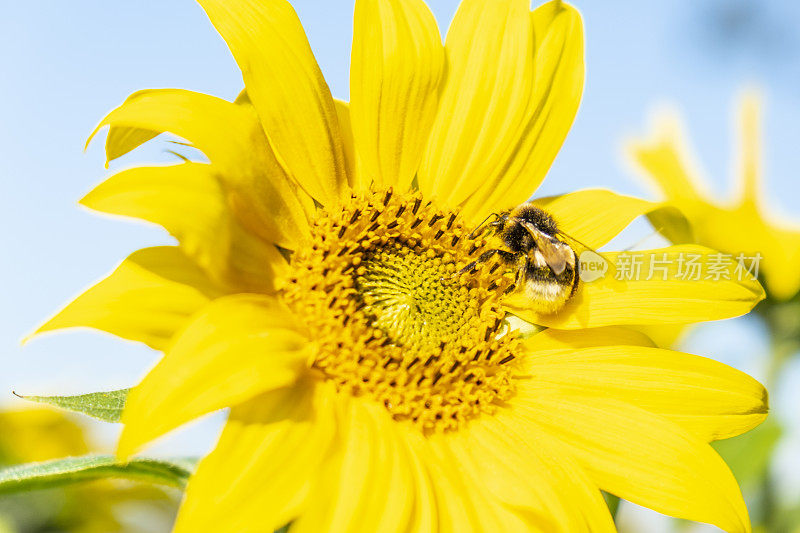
[0,455,195,495]
[13,389,129,423]
[0,515,14,533]
[774,500,800,532]
[712,418,782,489]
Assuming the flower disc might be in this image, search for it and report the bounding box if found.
[284,189,520,431]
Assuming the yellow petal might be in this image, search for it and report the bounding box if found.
[420,440,483,533]
[399,432,437,532]
[737,90,762,205]
[174,381,337,533]
[196,0,348,206]
[523,326,656,353]
[334,100,362,192]
[234,88,251,105]
[533,188,661,249]
[0,410,89,461]
[629,323,691,348]
[522,343,768,441]
[410,432,479,533]
[104,126,158,163]
[629,100,800,300]
[645,204,696,245]
[627,108,709,208]
[291,398,415,533]
[514,392,751,532]
[729,91,800,299]
[82,163,287,293]
[761,225,800,299]
[533,188,693,249]
[89,88,312,249]
[28,247,223,350]
[119,294,309,457]
[507,245,765,329]
[446,417,614,532]
[351,0,443,193]
[418,0,534,211]
[424,434,530,532]
[463,2,585,221]
[698,205,800,301]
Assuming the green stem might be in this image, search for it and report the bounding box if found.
[755,297,800,530]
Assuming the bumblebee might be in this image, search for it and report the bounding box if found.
[462,203,580,314]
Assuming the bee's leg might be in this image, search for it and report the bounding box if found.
[467,212,500,240]
[459,249,498,275]
[504,256,527,295]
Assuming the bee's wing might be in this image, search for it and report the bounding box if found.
[553,229,593,254]
[521,222,568,275]
[553,229,618,277]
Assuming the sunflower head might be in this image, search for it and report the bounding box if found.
[28,0,771,532]
[284,188,519,431]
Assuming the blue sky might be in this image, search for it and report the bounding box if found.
[2,0,800,520]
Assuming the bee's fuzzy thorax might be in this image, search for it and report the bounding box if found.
[510,203,559,234]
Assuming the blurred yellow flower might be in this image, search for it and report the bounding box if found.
[630,91,800,301]
[0,409,88,464]
[30,0,769,531]
[0,409,176,533]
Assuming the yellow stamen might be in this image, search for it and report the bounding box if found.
[284,189,520,431]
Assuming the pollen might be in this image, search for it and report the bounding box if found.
[283,189,521,431]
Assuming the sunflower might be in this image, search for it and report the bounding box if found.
[32,0,768,531]
[629,90,800,302]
